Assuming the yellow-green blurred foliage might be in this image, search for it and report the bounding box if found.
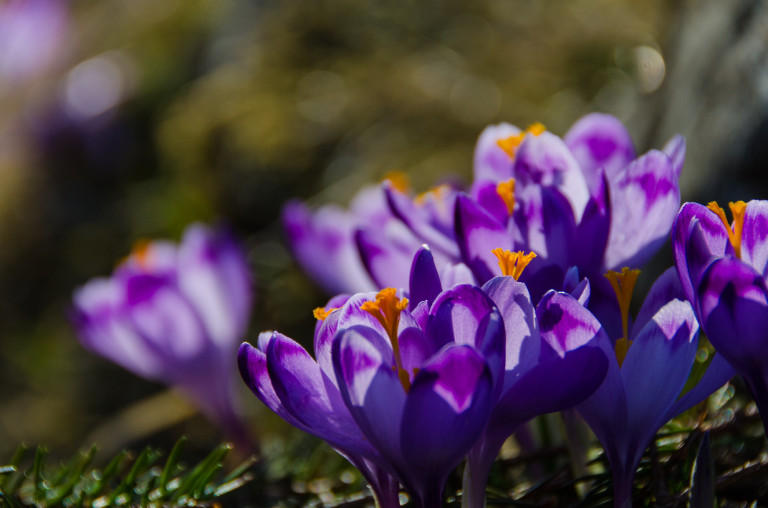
[0,0,676,457]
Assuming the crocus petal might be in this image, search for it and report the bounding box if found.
[349,185,395,226]
[355,223,421,290]
[454,193,511,283]
[315,292,383,383]
[541,188,579,268]
[238,341,306,431]
[267,332,374,457]
[631,266,685,339]
[481,276,541,381]
[569,298,629,461]
[124,274,208,363]
[398,310,434,375]
[72,278,164,379]
[492,344,607,428]
[673,202,730,303]
[537,290,606,358]
[384,182,460,258]
[333,325,407,469]
[574,171,611,272]
[564,113,636,191]
[470,179,509,225]
[513,131,591,221]
[514,185,577,270]
[662,134,686,179]
[562,267,591,305]
[408,245,442,311]
[668,352,734,417]
[620,299,699,463]
[741,200,768,278]
[427,284,506,391]
[400,345,494,504]
[604,150,679,270]
[473,122,520,182]
[283,200,376,294]
[439,262,476,288]
[698,258,768,368]
[177,224,252,348]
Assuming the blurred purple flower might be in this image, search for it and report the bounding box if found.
[0,0,69,85]
[408,246,608,508]
[72,224,253,448]
[575,267,731,507]
[282,185,383,294]
[283,177,473,295]
[239,281,504,507]
[673,201,768,428]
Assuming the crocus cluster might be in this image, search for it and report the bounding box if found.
[285,114,685,340]
[72,223,253,448]
[239,246,613,508]
[272,113,747,506]
[71,111,768,507]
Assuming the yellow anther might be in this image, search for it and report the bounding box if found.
[526,122,546,136]
[496,178,516,215]
[383,170,411,194]
[361,288,408,340]
[495,123,546,159]
[491,248,537,280]
[361,288,411,392]
[605,267,641,366]
[415,184,450,206]
[313,307,339,321]
[497,133,526,159]
[707,201,747,258]
[120,239,152,269]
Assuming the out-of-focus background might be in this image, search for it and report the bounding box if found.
[1,0,766,495]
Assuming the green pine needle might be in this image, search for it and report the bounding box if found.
[0,438,255,507]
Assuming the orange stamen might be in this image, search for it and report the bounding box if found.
[496,178,516,215]
[124,239,152,270]
[313,307,339,321]
[415,184,450,206]
[361,288,411,391]
[491,249,537,280]
[604,267,641,367]
[383,170,411,194]
[707,201,747,258]
[495,122,546,159]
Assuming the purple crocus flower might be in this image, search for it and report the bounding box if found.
[457,113,684,306]
[284,175,476,295]
[72,224,253,448]
[672,200,768,429]
[283,181,431,294]
[239,280,506,507]
[574,267,732,507]
[407,246,609,508]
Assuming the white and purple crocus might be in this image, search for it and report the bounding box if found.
[240,245,614,507]
[407,246,610,508]
[455,114,684,337]
[72,224,253,449]
[673,200,768,430]
[239,281,503,508]
[574,267,733,507]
